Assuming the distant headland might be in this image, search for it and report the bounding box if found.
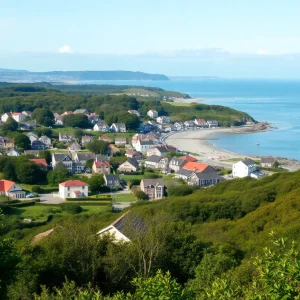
[0,69,169,82]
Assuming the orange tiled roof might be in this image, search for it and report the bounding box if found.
[30,158,47,167]
[0,179,16,192]
[60,180,88,187]
[94,161,110,168]
[183,162,209,172]
[180,155,198,162]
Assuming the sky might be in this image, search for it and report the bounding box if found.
[1,0,300,77]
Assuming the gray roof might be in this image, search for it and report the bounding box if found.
[104,174,120,181]
[77,152,96,161]
[192,171,222,180]
[176,168,193,177]
[141,178,164,187]
[242,159,255,166]
[170,157,185,166]
[140,140,155,145]
[146,155,162,163]
[127,158,139,169]
[96,155,109,162]
[53,153,72,161]
[261,156,276,164]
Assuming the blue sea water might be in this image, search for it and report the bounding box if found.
[80,78,300,160]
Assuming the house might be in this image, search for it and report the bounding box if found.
[128,110,140,117]
[59,133,75,143]
[147,110,158,118]
[1,113,11,123]
[183,162,212,173]
[104,174,120,187]
[144,155,162,169]
[61,111,73,116]
[92,161,111,174]
[29,158,48,170]
[232,159,258,178]
[11,112,26,123]
[118,158,140,172]
[184,120,196,129]
[260,157,277,168]
[125,151,139,158]
[163,124,176,132]
[135,140,155,152]
[146,145,178,157]
[22,111,32,118]
[68,142,81,151]
[0,137,14,149]
[194,119,208,127]
[139,122,153,133]
[24,150,40,157]
[157,157,170,170]
[175,169,193,181]
[93,122,110,132]
[174,122,184,131]
[207,120,219,128]
[115,137,127,145]
[140,178,165,200]
[188,169,223,187]
[96,155,109,162]
[169,157,187,172]
[59,180,88,199]
[39,136,52,147]
[132,133,160,149]
[110,123,126,133]
[26,132,39,143]
[0,179,26,199]
[31,140,46,150]
[52,153,73,172]
[73,108,90,114]
[156,116,170,124]
[99,135,112,143]
[179,155,198,162]
[108,144,120,155]
[19,122,38,130]
[74,152,96,166]
[54,113,64,125]
[87,113,100,124]
[6,148,20,156]
[81,135,93,145]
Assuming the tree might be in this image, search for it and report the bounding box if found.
[74,128,84,140]
[88,174,104,193]
[274,160,280,168]
[3,160,17,181]
[133,190,148,200]
[31,108,54,126]
[86,140,109,155]
[47,168,70,186]
[39,150,52,165]
[86,159,94,170]
[34,127,53,138]
[16,162,45,184]
[105,112,140,130]
[1,117,18,133]
[63,114,89,128]
[109,156,127,171]
[13,133,31,150]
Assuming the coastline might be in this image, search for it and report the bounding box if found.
[165,125,300,171]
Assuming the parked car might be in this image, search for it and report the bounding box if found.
[26,193,34,198]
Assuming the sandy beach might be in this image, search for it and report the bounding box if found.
[165,126,300,171]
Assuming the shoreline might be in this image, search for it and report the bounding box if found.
[165,126,300,171]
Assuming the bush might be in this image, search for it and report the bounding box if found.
[133,190,148,200]
[144,173,161,179]
[60,203,83,214]
[31,186,41,193]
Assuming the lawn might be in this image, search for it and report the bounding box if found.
[169,102,192,107]
[81,205,111,214]
[113,193,135,203]
[17,205,62,222]
[121,174,145,182]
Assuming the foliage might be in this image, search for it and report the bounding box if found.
[47,168,70,186]
[105,112,140,130]
[39,150,52,165]
[1,117,18,133]
[63,114,89,128]
[86,158,94,169]
[133,190,148,200]
[13,132,31,150]
[34,127,53,138]
[86,140,109,155]
[61,204,83,214]
[32,108,54,126]
[167,185,196,197]
[88,174,105,193]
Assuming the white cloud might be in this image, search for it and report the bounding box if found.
[256,49,269,55]
[58,45,74,54]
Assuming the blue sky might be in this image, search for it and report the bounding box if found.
[1,0,300,77]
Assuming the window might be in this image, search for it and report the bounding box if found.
[68,193,70,197]
[68,187,70,191]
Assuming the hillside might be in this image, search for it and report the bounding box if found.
[0,69,169,82]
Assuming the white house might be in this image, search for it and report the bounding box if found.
[39,135,52,147]
[59,180,88,199]
[128,110,140,117]
[110,123,126,133]
[0,179,26,199]
[1,113,11,123]
[174,122,184,131]
[147,110,158,118]
[156,116,170,124]
[26,132,39,143]
[194,119,208,127]
[11,112,26,122]
[58,133,75,143]
[93,122,110,132]
[135,139,155,152]
[207,120,219,128]
[6,148,20,156]
[140,178,165,200]
[232,159,258,178]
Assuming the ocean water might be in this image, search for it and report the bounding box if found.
[80,78,300,160]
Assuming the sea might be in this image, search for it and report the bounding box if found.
[79,78,300,160]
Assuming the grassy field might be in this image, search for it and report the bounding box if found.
[221,157,261,164]
[113,193,135,203]
[168,102,193,107]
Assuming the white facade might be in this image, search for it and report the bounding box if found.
[93,123,109,132]
[147,110,158,118]
[135,140,154,152]
[59,181,88,199]
[11,113,26,122]
[156,116,170,124]
[97,225,130,242]
[1,113,11,123]
[232,160,257,178]
[27,132,39,143]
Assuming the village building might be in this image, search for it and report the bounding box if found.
[118,158,139,172]
[74,152,96,165]
[11,112,26,123]
[31,140,46,150]
[52,153,73,172]
[6,148,20,156]
[99,135,112,143]
[96,155,109,162]
[260,157,277,168]
[184,120,196,129]
[29,158,48,170]
[92,161,111,174]
[174,122,184,131]
[61,111,73,116]
[147,110,158,118]
[22,111,32,118]
[26,132,39,143]
[68,142,81,151]
[0,179,26,199]
[194,119,208,127]
[73,108,90,114]
[58,133,75,143]
[144,155,162,169]
[110,123,126,133]
[188,170,223,187]
[0,137,14,149]
[232,159,262,178]
[93,122,110,132]
[146,145,178,157]
[128,110,141,117]
[207,120,219,128]
[139,122,153,133]
[169,157,187,172]
[39,135,52,147]
[115,137,127,145]
[87,113,100,124]
[54,113,64,125]
[156,116,170,124]
[59,180,88,199]
[1,113,11,123]
[135,140,155,152]
[175,169,193,181]
[104,174,120,187]
[140,178,165,200]
[81,135,93,145]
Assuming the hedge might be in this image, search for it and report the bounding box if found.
[66,197,112,201]
[59,201,111,206]
[0,200,38,208]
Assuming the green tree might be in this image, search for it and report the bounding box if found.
[133,190,148,200]
[74,128,84,140]
[47,168,70,186]
[34,127,53,138]
[1,117,18,133]
[16,162,45,184]
[86,140,109,155]
[110,156,127,171]
[13,133,31,150]
[39,150,52,165]
[63,114,89,128]
[31,108,54,126]
[105,112,140,130]
[88,174,104,193]
[3,160,17,181]
[85,158,94,170]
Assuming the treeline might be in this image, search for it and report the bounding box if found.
[0,84,254,126]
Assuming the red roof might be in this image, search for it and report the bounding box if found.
[60,180,88,187]
[180,155,198,162]
[183,162,209,172]
[94,161,110,168]
[12,112,23,116]
[73,191,81,195]
[0,179,16,192]
[30,158,47,167]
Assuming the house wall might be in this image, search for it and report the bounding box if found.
[118,162,137,172]
[232,162,257,178]
[59,185,88,199]
[98,226,130,242]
